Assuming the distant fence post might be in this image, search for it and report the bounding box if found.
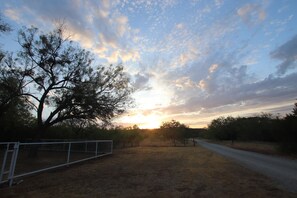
[67,142,71,164]
[95,142,98,156]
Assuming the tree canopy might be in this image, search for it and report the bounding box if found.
[160,120,188,146]
[160,120,188,129]
[2,25,132,137]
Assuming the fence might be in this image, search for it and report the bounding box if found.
[0,140,113,186]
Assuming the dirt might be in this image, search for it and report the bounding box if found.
[1,146,296,198]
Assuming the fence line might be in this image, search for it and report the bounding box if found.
[0,140,113,186]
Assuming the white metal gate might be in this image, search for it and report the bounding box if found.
[0,142,19,186]
[0,140,113,186]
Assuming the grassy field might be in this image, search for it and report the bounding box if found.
[1,145,296,198]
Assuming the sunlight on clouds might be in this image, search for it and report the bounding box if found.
[237,3,266,25]
[175,77,197,89]
[118,112,163,129]
[198,80,207,90]
[4,8,20,21]
[208,64,219,73]
[116,15,129,36]
[1,0,297,128]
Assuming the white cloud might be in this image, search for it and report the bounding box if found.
[237,3,266,25]
[174,77,197,89]
[176,23,184,29]
[208,64,219,73]
[3,0,140,63]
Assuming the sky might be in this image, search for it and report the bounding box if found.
[0,0,297,129]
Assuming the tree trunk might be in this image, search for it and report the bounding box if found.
[27,126,46,158]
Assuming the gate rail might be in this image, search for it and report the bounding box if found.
[0,140,113,186]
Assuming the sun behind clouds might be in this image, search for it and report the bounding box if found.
[118,113,162,129]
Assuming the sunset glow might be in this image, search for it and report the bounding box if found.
[1,0,297,128]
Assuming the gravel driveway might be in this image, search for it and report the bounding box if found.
[196,140,297,192]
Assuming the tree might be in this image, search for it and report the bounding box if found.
[0,15,12,61]
[0,16,35,141]
[160,120,188,146]
[207,116,239,143]
[0,93,36,141]
[292,101,297,116]
[281,100,297,153]
[0,16,27,118]
[0,57,27,117]
[10,25,132,138]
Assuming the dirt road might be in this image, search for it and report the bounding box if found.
[196,140,297,192]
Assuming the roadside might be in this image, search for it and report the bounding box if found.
[1,146,295,197]
[196,139,297,193]
[205,140,297,159]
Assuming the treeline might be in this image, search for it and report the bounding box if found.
[159,120,204,146]
[0,117,204,148]
[0,121,144,148]
[203,103,297,153]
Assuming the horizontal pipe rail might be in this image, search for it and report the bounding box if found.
[0,140,113,186]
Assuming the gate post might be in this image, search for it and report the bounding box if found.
[8,142,20,186]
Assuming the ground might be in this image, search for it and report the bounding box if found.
[1,145,296,198]
[208,140,297,159]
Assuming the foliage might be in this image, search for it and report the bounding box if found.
[5,25,132,137]
[0,15,12,61]
[42,123,144,148]
[160,120,188,146]
[0,15,11,34]
[206,114,281,142]
[207,116,238,142]
[205,103,297,154]
[0,95,36,141]
[279,101,297,153]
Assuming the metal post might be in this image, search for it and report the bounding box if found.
[67,143,71,164]
[0,143,9,183]
[8,142,19,186]
[95,142,98,156]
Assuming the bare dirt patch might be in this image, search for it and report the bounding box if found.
[1,146,296,197]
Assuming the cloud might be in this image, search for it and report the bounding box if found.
[270,34,297,75]
[3,0,140,63]
[176,23,184,29]
[165,72,297,115]
[174,76,197,89]
[237,3,266,25]
[215,0,224,8]
[208,64,219,73]
[4,8,20,21]
[133,72,152,91]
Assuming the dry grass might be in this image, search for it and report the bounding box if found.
[208,140,297,159]
[210,140,278,154]
[1,145,296,198]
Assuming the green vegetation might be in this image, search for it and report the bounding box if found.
[204,102,297,154]
[160,120,188,146]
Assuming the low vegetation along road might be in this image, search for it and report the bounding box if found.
[196,140,297,192]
